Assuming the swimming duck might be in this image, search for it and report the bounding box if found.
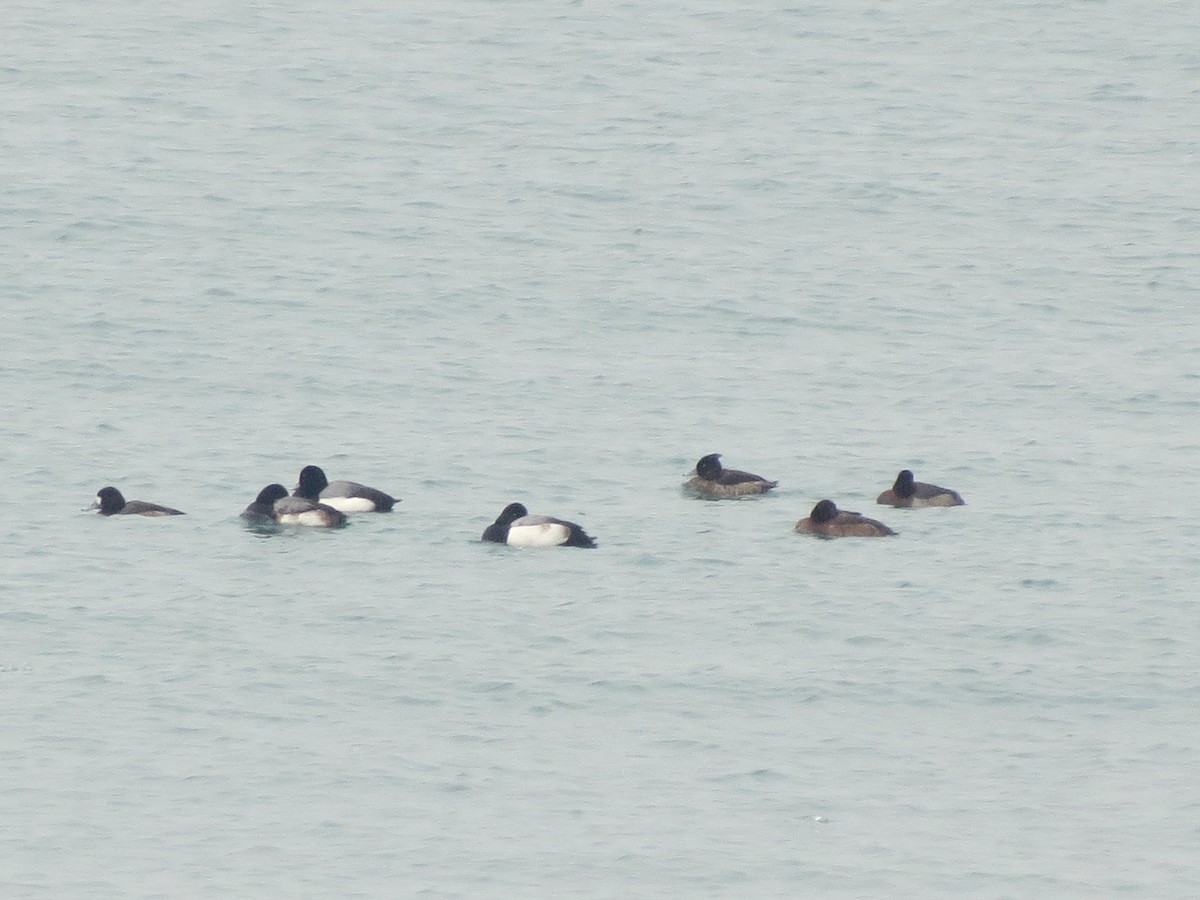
[482,502,597,548]
[295,464,398,512]
[875,469,964,507]
[273,488,348,528]
[795,499,895,537]
[91,486,184,517]
[683,453,778,499]
[240,483,289,524]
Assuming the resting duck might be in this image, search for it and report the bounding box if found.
[273,488,347,528]
[795,499,895,537]
[240,483,289,524]
[683,453,778,499]
[295,464,398,513]
[876,469,964,507]
[91,486,184,517]
[482,502,597,548]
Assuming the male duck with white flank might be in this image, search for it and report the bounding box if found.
[272,485,348,528]
[295,464,398,513]
[482,502,597,548]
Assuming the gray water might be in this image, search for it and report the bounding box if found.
[4,1,1199,896]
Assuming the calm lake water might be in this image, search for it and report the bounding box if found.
[4,1,1199,896]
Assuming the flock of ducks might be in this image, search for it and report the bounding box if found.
[90,457,965,546]
[681,453,963,538]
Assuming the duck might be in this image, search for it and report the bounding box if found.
[795,499,895,537]
[272,490,347,528]
[240,483,289,524]
[91,486,184,517]
[683,453,778,498]
[482,502,597,548]
[875,469,964,507]
[295,464,398,512]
